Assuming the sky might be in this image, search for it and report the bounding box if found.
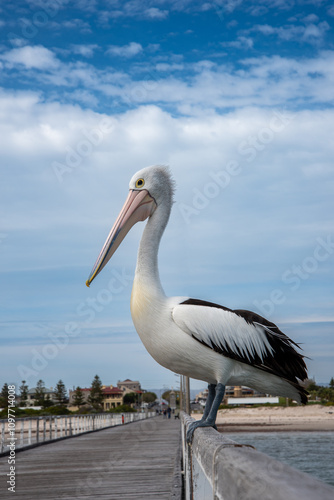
[1,0,333,396]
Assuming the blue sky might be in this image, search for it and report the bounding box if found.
[1,0,333,395]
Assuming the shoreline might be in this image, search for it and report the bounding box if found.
[218,423,334,432]
[191,404,334,433]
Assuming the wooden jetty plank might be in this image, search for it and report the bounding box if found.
[0,416,181,499]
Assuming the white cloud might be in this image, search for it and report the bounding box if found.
[70,44,99,58]
[302,21,330,42]
[65,89,99,107]
[222,36,254,49]
[249,20,330,44]
[155,62,184,71]
[144,7,169,19]
[98,1,170,20]
[248,5,268,16]
[222,0,243,13]
[252,24,276,35]
[147,43,161,52]
[0,45,60,70]
[106,42,143,58]
[1,44,333,114]
[1,90,333,253]
[302,13,319,23]
[61,18,92,33]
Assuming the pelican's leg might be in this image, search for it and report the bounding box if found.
[186,383,216,441]
[201,384,217,421]
[204,383,225,426]
[186,384,225,443]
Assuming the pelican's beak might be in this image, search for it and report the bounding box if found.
[86,189,156,287]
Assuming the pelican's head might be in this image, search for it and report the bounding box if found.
[86,165,174,287]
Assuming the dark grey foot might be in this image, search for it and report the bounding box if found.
[186,420,217,443]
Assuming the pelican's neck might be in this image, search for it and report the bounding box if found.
[134,199,171,297]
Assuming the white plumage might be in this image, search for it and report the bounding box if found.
[172,304,274,362]
[86,165,308,440]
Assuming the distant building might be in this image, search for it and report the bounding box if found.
[195,388,209,405]
[228,397,279,405]
[69,386,123,411]
[225,386,257,398]
[68,388,91,408]
[196,386,260,405]
[26,387,57,407]
[117,379,142,394]
[69,379,145,411]
[101,385,123,410]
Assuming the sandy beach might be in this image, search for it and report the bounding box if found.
[192,405,334,432]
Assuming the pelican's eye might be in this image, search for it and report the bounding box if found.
[135,178,145,188]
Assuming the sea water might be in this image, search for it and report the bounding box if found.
[224,431,334,487]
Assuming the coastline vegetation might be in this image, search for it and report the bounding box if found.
[0,378,333,418]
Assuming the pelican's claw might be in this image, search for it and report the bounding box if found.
[186,420,218,443]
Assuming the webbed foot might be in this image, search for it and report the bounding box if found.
[186,420,218,443]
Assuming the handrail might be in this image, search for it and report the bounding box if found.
[0,411,155,455]
[181,412,334,500]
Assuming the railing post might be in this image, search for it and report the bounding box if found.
[1,421,4,453]
[36,418,39,443]
[28,418,32,445]
[49,416,52,441]
[43,418,46,442]
[20,419,24,447]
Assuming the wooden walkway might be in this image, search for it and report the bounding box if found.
[0,416,181,499]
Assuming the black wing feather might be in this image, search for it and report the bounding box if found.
[181,298,308,404]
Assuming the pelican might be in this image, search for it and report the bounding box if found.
[86,166,308,442]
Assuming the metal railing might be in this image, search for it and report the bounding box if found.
[1,411,155,455]
[181,412,334,500]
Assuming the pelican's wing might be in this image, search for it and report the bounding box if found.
[172,298,307,387]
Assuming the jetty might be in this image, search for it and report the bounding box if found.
[0,415,180,499]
